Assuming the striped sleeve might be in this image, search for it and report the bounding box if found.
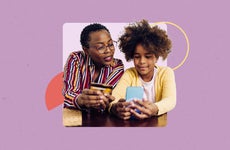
[62,52,82,109]
[106,59,124,88]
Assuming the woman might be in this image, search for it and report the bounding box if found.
[63,23,124,111]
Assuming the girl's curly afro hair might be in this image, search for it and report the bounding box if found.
[118,20,172,61]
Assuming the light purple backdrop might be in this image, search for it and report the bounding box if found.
[1,0,229,150]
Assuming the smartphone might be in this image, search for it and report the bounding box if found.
[126,86,144,117]
[126,86,144,102]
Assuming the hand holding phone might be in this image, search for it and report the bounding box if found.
[126,86,144,117]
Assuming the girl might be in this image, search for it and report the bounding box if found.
[109,20,176,120]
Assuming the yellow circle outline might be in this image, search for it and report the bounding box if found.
[151,21,190,71]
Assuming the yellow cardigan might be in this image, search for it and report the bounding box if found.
[109,66,176,116]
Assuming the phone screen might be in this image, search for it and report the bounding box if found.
[126,86,144,102]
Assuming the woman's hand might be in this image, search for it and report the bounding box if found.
[111,99,132,120]
[130,100,159,119]
[77,89,112,110]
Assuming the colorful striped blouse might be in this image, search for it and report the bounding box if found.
[63,51,124,109]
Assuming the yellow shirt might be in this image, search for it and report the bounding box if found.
[109,66,176,116]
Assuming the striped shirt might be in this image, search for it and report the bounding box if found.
[63,51,124,109]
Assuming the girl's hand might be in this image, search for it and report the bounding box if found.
[130,100,159,119]
[111,99,132,120]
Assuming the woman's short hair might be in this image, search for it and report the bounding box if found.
[80,23,110,48]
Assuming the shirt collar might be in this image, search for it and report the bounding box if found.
[87,55,94,66]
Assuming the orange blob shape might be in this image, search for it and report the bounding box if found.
[45,72,64,110]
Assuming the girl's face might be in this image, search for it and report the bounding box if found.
[84,30,115,67]
[133,44,158,82]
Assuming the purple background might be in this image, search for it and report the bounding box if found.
[1,0,229,150]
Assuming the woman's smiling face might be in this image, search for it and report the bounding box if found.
[85,30,115,67]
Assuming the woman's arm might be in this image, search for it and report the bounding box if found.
[63,52,82,109]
